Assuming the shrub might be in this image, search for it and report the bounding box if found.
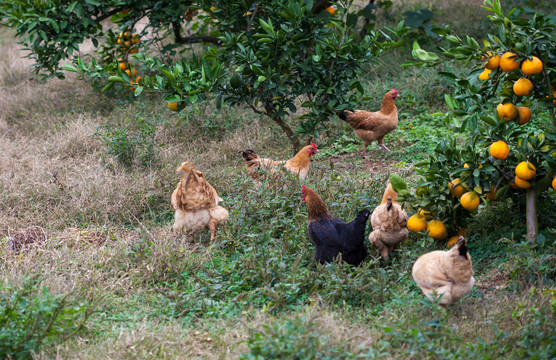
[0,277,95,359]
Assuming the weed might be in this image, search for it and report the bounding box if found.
[95,116,158,167]
[0,277,95,359]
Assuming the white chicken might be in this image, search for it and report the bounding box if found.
[412,236,475,307]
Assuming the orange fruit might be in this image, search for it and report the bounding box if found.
[497,103,518,121]
[407,214,427,233]
[418,208,432,220]
[448,178,465,198]
[478,68,492,81]
[134,76,141,84]
[117,39,123,45]
[513,78,533,96]
[325,6,336,15]
[168,102,179,111]
[514,175,532,189]
[499,52,521,72]
[446,235,459,248]
[119,62,127,71]
[509,180,520,190]
[485,53,500,70]
[552,176,556,191]
[521,56,543,75]
[489,140,509,160]
[125,69,137,77]
[427,220,448,240]
[460,191,480,211]
[517,106,532,125]
[515,161,536,180]
[487,185,499,201]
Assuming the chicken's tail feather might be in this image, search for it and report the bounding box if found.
[457,236,468,257]
[337,110,347,121]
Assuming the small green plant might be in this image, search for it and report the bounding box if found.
[0,277,94,359]
[241,315,353,360]
[95,117,157,167]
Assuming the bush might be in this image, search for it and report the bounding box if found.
[0,277,94,359]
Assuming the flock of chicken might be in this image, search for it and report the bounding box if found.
[171,89,475,307]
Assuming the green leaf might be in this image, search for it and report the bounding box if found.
[107,76,125,83]
[101,82,114,93]
[389,174,407,192]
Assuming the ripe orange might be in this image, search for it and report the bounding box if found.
[513,78,533,96]
[489,140,509,160]
[407,214,427,233]
[515,161,536,180]
[478,68,492,81]
[460,191,480,211]
[487,185,499,201]
[427,220,448,240]
[168,102,179,111]
[124,41,130,48]
[499,52,521,72]
[446,235,459,247]
[418,208,432,220]
[497,103,518,121]
[514,175,532,189]
[119,62,127,71]
[325,6,336,15]
[125,69,137,77]
[448,178,465,198]
[552,176,556,191]
[521,56,543,75]
[485,53,500,70]
[134,76,141,84]
[517,106,532,125]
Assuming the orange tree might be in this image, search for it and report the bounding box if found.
[1,0,407,154]
[396,0,555,242]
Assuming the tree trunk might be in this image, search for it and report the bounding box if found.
[526,171,556,242]
[263,104,301,154]
[525,188,538,242]
[271,116,300,155]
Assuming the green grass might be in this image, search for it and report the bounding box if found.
[1,1,556,358]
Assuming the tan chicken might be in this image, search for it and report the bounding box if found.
[338,89,399,157]
[239,143,318,185]
[368,183,408,260]
[171,162,229,241]
[412,236,475,307]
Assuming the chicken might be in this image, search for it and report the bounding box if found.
[239,143,318,185]
[412,236,475,307]
[368,183,408,260]
[338,89,399,157]
[171,162,229,241]
[302,185,371,266]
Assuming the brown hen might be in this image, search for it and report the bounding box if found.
[338,89,399,157]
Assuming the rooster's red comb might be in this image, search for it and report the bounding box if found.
[302,185,307,190]
[310,143,317,149]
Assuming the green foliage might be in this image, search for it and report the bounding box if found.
[401,0,556,239]
[511,288,556,359]
[241,315,353,360]
[0,278,93,359]
[95,116,158,167]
